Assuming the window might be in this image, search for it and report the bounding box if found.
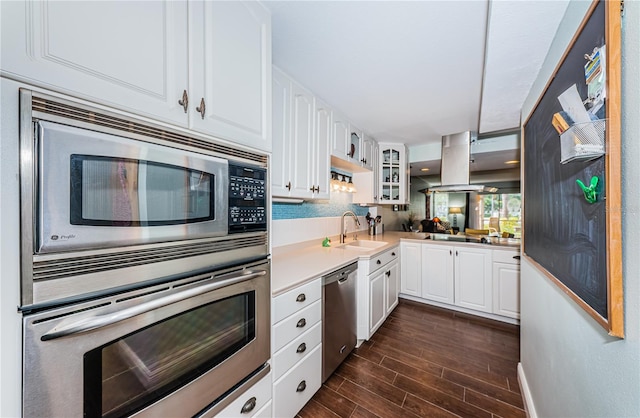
[481,194,521,237]
[433,193,449,219]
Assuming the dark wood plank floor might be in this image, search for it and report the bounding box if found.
[298,299,524,418]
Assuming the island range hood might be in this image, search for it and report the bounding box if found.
[428,131,498,193]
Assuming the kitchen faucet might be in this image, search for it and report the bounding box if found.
[340,211,361,243]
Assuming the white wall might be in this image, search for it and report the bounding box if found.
[519,1,640,417]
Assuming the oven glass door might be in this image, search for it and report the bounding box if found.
[37,121,229,253]
[84,292,255,418]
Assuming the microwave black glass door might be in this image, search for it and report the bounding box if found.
[83,292,256,418]
[70,155,215,226]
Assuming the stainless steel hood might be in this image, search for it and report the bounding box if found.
[428,131,498,193]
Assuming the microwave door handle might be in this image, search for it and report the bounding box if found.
[41,270,267,341]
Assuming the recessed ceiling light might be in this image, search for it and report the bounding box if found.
[420,168,430,172]
[505,160,520,165]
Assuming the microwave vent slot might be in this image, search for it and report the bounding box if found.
[32,235,267,282]
[30,95,267,165]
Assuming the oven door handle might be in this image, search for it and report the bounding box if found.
[41,269,267,341]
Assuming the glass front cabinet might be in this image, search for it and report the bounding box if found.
[378,143,408,204]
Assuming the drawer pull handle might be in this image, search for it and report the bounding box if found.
[240,396,257,414]
[296,342,307,353]
[385,270,391,277]
[296,380,307,392]
[296,318,307,328]
[513,255,521,260]
[296,293,306,302]
[392,252,396,256]
[376,260,381,265]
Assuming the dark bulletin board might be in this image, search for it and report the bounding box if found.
[522,0,623,336]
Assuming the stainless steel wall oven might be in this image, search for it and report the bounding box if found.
[18,89,268,308]
[23,259,271,417]
[18,89,271,417]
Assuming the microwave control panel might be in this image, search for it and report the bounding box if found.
[228,163,267,233]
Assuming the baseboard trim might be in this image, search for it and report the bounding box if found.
[398,294,520,325]
[517,362,537,418]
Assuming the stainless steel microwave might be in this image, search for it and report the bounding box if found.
[19,89,269,307]
[37,120,230,253]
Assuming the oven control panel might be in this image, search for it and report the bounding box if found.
[229,163,267,233]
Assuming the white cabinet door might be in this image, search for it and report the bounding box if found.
[400,242,422,296]
[271,67,293,196]
[313,100,332,199]
[378,144,408,204]
[493,262,520,319]
[454,246,492,312]
[289,83,315,199]
[369,270,386,336]
[385,262,399,316]
[1,0,189,126]
[331,112,350,160]
[361,135,375,170]
[189,0,271,151]
[422,244,454,304]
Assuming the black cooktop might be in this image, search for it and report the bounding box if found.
[425,234,484,244]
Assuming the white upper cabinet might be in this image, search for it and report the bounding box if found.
[313,99,331,199]
[272,67,293,195]
[1,1,189,126]
[1,0,272,152]
[271,67,329,200]
[361,135,375,171]
[332,112,351,161]
[378,143,408,204]
[189,1,271,151]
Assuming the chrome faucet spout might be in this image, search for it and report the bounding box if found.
[340,211,361,243]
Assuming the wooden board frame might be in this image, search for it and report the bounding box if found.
[522,0,623,337]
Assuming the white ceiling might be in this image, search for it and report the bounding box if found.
[264,0,570,161]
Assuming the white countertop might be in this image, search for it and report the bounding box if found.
[270,230,520,296]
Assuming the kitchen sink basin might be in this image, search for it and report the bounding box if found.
[340,240,388,250]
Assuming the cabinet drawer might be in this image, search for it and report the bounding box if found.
[206,371,272,418]
[273,321,322,381]
[273,344,322,418]
[493,249,521,265]
[272,279,321,324]
[273,300,321,352]
[369,246,399,274]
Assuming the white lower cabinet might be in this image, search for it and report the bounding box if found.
[400,241,522,322]
[492,249,521,319]
[385,263,399,316]
[400,241,421,296]
[421,244,454,304]
[215,372,272,418]
[454,246,492,313]
[271,278,322,418]
[369,270,386,335]
[273,344,322,418]
[357,246,399,340]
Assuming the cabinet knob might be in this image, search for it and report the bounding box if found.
[296,293,306,302]
[178,89,188,113]
[296,342,307,353]
[376,260,381,265]
[296,380,307,392]
[240,397,257,414]
[286,181,292,191]
[513,255,521,260]
[196,97,206,119]
[450,250,452,256]
[391,252,396,256]
[296,318,307,328]
[385,270,391,277]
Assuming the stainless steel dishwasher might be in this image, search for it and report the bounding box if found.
[322,262,358,382]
